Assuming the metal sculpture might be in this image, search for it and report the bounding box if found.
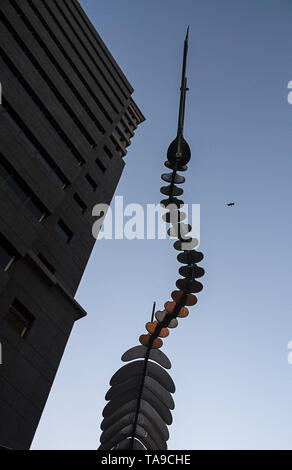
[99,28,204,451]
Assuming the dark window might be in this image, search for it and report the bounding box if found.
[110,135,120,151]
[0,50,85,166]
[0,245,12,271]
[0,160,11,181]
[128,105,139,124]
[110,136,124,157]
[0,156,48,222]
[26,0,117,118]
[1,4,101,143]
[2,107,20,132]
[103,145,113,159]
[55,220,73,244]
[120,119,131,136]
[86,174,97,191]
[35,152,51,171]
[0,235,17,271]
[0,101,68,188]
[124,112,134,127]
[54,0,127,104]
[113,127,123,142]
[114,126,126,144]
[38,253,55,274]
[26,199,46,222]
[51,171,66,188]
[5,299,35,338]
[19,131,37,153]
[95,158,106,174]
[73,194,87,214]
[7,177,29,202]
[70,0,132,96]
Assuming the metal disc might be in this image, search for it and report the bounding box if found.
[121,345,171,369]
[161,173,185,184]
[167,223,192,237]
[162,211,186,223]
[168,318,178,328]
[164,161,188,171]
[145,321,169,338]
[173,238,199,251]
[102,388,173,425]
[177,308,189,318]
[100,412,167,449]
[144,376,174,409]
[160,185,184,197]
[164,300,178,313]
[106,375,174,410]
[160,198,184,208]
[155,310,179,328]
[105,376,141,401]
[179,265,205,278]
[155,310,167,322]
[101,399,169,441]
[177,250,204,264]
[110,360,175,393]
[99,424,159,451]
[176,278,203,293]
[171,290,198,306]
[164,301,189,317]
[139,334,163,349]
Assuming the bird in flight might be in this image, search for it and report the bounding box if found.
[226,202,235,207]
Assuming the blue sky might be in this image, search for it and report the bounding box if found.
[32,0,292,449]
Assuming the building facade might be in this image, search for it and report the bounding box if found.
[0,0,144,449]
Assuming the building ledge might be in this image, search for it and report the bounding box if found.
[26,250,87,320]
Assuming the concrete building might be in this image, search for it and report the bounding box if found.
[0,0,144,449]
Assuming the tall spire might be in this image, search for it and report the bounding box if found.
[167,28,191,169]
[177,26,189,139]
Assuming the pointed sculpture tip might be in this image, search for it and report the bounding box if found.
[185,26,189,41]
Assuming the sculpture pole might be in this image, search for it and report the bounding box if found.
[99,28,205,451]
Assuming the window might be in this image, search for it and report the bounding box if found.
[50,170,67,188]
[115,126,126,144]
[54,0,127,105]
[120,119,131,136]
[1,106,20,132]
[85,174,97,191]
[36,0,119,116]
[103,145,113,159]
[73,194,87,214]
[95,158,106,174]
[124,112,134,127]
[113,127,122,141]
[55,220,73,244]
[0,235,17,271]
[128,105,139,124]
[0,160,11,181]
[5,299,35,338]
[112,126,127,145]
[0,101,69,188]
[0,156,48,222]
[0,244,13,271]
[37,253,55,274]
[110,136,126,157]
[110,135,123,156]
[1,4,101,143]
[26,199,46,221]
[7,177,28,202]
